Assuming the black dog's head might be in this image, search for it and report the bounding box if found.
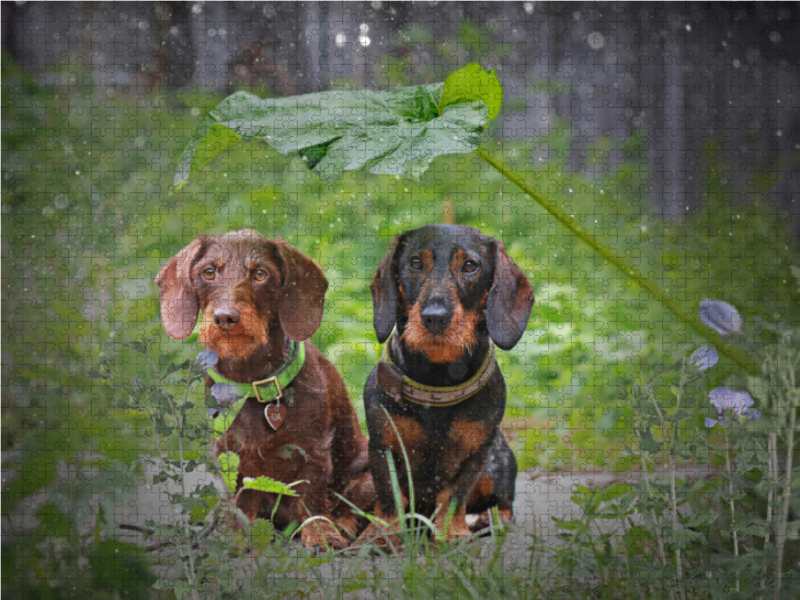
[155,229,327,362]
[370,224,534,362]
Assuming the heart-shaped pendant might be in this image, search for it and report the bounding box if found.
[264,403,287,430]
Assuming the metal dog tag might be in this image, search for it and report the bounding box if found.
[265,403,286,430]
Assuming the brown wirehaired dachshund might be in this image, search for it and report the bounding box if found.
[156,229,373,550]
[359,224,533,546]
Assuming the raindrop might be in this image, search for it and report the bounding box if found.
[587,31,605,50]
[335,33,347,47]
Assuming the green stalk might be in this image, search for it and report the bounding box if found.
[474,146,758,376]
[723,425,740,593]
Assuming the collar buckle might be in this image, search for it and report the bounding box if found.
[252,376,282,404]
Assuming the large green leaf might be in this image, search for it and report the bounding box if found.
[174,64,501,187]
[439,63,502,120]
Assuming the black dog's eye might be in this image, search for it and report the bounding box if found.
[463,260,479,273]
[253,269,268,282]
[409,257,423,270]
[202,268,216,281]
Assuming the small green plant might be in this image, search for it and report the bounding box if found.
[102,338,317,599]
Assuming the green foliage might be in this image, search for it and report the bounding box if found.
[438,63,502,121]
[219,452,241,495]
[242,475,298,496]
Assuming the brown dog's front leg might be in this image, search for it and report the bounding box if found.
[289,444,349,551]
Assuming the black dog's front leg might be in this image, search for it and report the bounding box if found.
[432,427,496,540]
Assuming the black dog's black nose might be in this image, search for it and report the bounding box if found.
[420,303,452,334]
[213,307,241,330]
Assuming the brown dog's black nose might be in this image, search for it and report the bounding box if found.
[213,307,241,330]
[420,303,452,334]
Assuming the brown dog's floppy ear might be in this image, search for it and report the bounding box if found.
[370,235,404,344]
[155,237,206,340]
[486,240,534,350]
[273,239,328,342]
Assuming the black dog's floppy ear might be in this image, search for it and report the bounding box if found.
[370,234,405,344]
[273,239,328,342]
[155,237,206,340]
[486,240,534,350]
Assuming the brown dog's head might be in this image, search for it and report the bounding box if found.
[370,224,534,362]
[155,230,327,361]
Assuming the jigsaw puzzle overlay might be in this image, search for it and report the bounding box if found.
[3,2,800,598]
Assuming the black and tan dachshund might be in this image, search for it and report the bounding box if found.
[358,224,534,546]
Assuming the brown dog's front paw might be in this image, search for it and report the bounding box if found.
[300,519,349,551]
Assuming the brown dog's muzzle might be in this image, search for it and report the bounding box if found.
[213,306,241,331]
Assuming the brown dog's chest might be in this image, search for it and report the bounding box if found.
[213,397,310,477]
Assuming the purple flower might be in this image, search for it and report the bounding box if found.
[706,387,757,427]
[195,350,218,369]
[132,377,143,388]
[743,408,761,421]
[699,300,742,336]
[690,346,719,372]
[211,383,243,407]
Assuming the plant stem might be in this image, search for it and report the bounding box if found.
[760,431,777,599]
[635,428,674,600]
[474,146,758,376]
[774,370,796,600]
[148,353,201,600]
[642,371,685,600]
[723,425,740,593]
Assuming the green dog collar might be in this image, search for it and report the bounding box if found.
[207,340,304,406]
[186,311,305,437]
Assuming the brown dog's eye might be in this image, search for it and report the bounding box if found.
[253,269,268,282]
[202,268,216,280]
[463,260,479,273]
[409,257,423,270]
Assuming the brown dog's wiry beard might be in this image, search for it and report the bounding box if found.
[199,303,270,362]
[401,301,480,363]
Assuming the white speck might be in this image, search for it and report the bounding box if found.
[75,171,80,175]
[685,24,692,31]
[359,34,371,47]
[568,188,573,193]
[733,59,741,68]
[335,33,347,47]
[587,31,604,50]
[359,23,370,33]
[524,2,534,14]
[770,31,781,43]
[776,130,783,137]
